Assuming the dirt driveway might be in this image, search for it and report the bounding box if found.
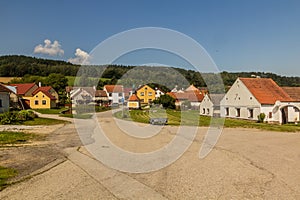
[1,111,300,199]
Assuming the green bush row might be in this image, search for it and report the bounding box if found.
[0,110,37,125]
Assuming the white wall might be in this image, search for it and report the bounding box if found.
[0,92,10,113]
[200,95,213,116]
[220,78,261,120]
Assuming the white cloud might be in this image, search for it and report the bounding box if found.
[34,39,64,56]
[68,48,91,65]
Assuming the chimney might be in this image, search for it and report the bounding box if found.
[38,82,42,87]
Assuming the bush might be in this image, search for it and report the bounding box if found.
[0,112,18,124]
[17,110,36,121]
[257,113,266,123]
[0,110,37,125]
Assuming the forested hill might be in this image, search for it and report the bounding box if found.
[0,55,299,87]
[0,55,79,76]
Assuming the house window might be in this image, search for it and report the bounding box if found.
[269,112,272,119]
[42,95,45,98]
[118,93,122,97]
[42,100,46,105]
[0,99,2,107]
[248,109,253,118]
[225,107,229,116]
[207,108,210,114]
[236,108,241,117]
[203,108,205,114]
[36,95,38,98]
[148,92,152,96]
[35,100,39,105]
[140,92,145,96]
[109,93,112,97]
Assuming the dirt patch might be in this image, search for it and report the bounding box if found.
[0,123,82,183]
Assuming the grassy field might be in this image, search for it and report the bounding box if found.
[114,109,300,132]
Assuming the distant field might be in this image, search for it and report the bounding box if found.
[0,77,20,83]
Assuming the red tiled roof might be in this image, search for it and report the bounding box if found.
[33,87,56,100]
[128,94,140,101]
[167,91,204,102]
[187,91,205,102]
[282,87,300,101]
[104,85,123,93]
[185,84,199,92]
[0,83,11,93]
[239,78,294,104]
[10,83,37,95]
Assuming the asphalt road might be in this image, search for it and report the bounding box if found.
[1,111,300,199]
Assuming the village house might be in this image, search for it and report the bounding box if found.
[220,77,300,124]
[94,90,109,106]
[127,93,141,109]
[23,86,57,109]
[136,84,155,104]
[69,87,95,105]
[103,85,124,105]
[0,83,12,113]
[200,93,225,117]
[168,85,206,110]
[155,88,165,99]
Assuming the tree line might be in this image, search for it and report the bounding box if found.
[1,55,299,88]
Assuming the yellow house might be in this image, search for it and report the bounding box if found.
[23,87,57,109]
[136,85,155,104]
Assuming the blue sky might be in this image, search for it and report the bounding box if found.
[1,0,300,76]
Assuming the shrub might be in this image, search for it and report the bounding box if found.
[257,113,266,123]
[17,110,36,121]
[0,112,18,125]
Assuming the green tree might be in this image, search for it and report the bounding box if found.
[153,94,175,109]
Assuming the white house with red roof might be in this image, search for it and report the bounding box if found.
[103,85,124,105]
[220,77,300,124]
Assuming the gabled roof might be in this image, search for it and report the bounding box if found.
[104,85,123,93]
[33,87,56,100]
[10,83,37,95]
[128,94,140,101]
[167,91,204,102]
[282,87,300,102]
[208,94,225,106]
[0,83,12,93]
[239,78,294,104]
[136,84,155,92]
[95,90,107,97]
[185,84,199,92]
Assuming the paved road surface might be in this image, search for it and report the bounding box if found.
[1,111,300,199]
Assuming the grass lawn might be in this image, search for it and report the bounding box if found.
[21,117,69,125]
[114,109,300,132]
[0,131,36,146]
[0,166,17,190]
[33,108,69,115]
